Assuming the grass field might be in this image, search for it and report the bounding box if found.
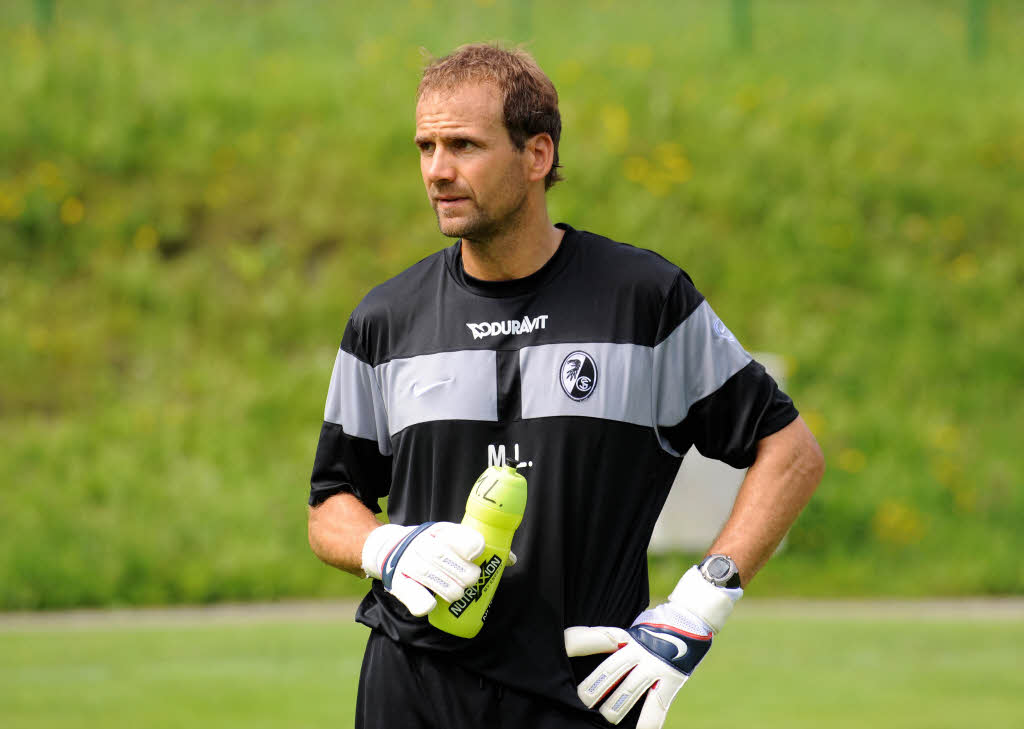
[2,602,1022,728]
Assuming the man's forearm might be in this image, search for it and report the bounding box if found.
[307,492,384,576]
[707,416,824,587]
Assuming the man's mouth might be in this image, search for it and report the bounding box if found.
[435,196,469,209]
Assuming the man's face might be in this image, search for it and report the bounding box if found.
[415,83,530,241]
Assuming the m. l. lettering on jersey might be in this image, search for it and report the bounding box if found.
[488,443,533,469]
[466,314,549,340]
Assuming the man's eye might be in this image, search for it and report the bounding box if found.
[452,139,473,150]
[418,143,435,155]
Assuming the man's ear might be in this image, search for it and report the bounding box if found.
[523,133,554,184]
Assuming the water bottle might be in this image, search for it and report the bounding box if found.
[428,464,528,638]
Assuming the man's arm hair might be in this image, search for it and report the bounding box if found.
[307,492,384,577]
[706,415,825,587]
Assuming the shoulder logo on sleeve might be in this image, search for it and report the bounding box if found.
[559,351,598,402]
[712,318,737,342]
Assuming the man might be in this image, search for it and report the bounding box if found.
[308,44,824,729]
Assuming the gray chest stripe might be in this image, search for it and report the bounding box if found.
[653,300,752,429]
[519,342,654,426]
[337,299,750,443]
[324,349,392,455]
[376,350,498,437]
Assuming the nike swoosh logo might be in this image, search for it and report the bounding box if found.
[411,377,453,398]
[383,547,401,579]
[638,627,689,660]
[381,522,435,590]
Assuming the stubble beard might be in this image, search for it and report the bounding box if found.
[434,202,497,241]
[433,173,529,245]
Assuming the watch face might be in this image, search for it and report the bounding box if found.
[700,554,740,587]
[706,557,732,581]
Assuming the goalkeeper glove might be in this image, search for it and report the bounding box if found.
[565,565,743,729]
[361,522,485,617]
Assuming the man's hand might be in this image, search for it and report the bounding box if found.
[564,566,742,729]
[361,522,485,616]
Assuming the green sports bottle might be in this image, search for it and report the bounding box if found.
[428,464,528,639]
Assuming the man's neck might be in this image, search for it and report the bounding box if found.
[460,203,564,281]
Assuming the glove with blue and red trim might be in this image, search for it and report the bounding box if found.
[565,566,743,728]
[361,522,485,617]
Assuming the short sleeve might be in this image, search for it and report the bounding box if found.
[652,272,798,468]
[308,320,393,510]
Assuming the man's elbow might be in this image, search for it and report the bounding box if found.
[776,416,825,492]
[307,503,329,563]
[801,427,826,489]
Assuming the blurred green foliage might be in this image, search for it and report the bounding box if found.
[1,0,1022,609]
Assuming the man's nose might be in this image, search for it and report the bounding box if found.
[425,147,456,183]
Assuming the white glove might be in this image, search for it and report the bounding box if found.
[565,566,743,729]
[361,521,485,617]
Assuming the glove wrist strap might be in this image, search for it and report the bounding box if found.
[668,566,743,633]
[360,523,409,580]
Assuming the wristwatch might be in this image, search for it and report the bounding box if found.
[698,554,742,589]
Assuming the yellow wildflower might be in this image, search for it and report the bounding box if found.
[873,500,926,547]
[837,448,866,474]
[60,197,85,225]
[133,225,159,251]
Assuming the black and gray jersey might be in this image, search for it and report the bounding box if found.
[310,223,797,708]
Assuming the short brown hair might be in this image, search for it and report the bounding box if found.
[418,43,564,190]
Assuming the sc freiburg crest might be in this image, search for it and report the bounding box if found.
[560,351,598,402]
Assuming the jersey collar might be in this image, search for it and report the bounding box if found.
[445,223,579,298]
